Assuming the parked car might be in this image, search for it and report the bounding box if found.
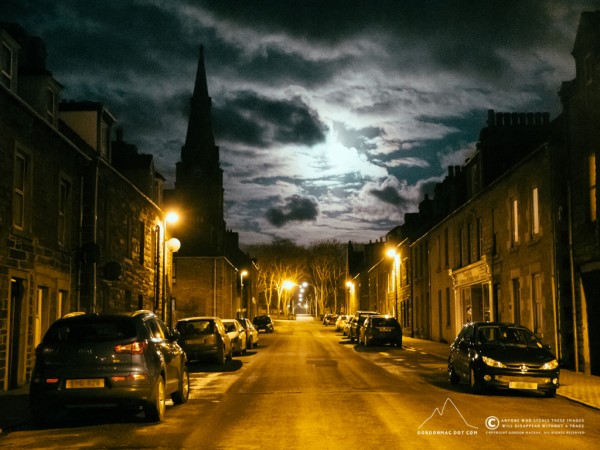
[222,319,247,356]
[322,313,338,326]
[253,315,274,333]
[447,322,560,397]
[348,311,379,342]
[29,310,189,425]
[335,315,350,332]
[360,315,403,347]
[176,316,233,365]
[343,317,354,336]
[237,317,259,348]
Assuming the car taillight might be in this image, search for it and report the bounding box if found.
[111,373,148,382]
[114,341,146,355]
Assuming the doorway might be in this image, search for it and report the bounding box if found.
[8,277,26,389]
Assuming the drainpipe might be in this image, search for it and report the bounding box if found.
[567,183,579,372]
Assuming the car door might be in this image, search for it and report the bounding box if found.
[149,318,181,393]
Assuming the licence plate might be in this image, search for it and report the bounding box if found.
[66,379,105,389]
[377,327,392,332]
[509,381,537,390]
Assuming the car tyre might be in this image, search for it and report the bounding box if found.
[544,388,556,398]
[171,366,190,405]
[469,366,483,394]
[145,377,166,422]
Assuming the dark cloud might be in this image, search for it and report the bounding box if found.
[213,91,328,147]
[265,195,319,227]
[369,186,407,206]
[4,0,598,245]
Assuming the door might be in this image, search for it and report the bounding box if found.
[8,278,25,389]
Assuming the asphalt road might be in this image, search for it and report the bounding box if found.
[1,318,598,449]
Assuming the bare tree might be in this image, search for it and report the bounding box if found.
[308,240,345,315]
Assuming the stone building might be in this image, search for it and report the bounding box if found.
[0,24,170,391]
[559,10,600,375]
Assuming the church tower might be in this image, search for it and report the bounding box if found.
[172,45,226,256]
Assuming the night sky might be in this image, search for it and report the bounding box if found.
[4,1,598,246]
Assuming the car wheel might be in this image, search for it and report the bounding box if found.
[544,389,556,398]
[448,363,460,385]
[469,366,483,394]
[144,377,166,422]
[171,366,190,405]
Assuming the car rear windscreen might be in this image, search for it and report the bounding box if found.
[44,317,137,342]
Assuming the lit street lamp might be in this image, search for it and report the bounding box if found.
[240,270,248,317]
[161,211,180,327]
[386,248,400,319]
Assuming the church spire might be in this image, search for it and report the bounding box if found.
[181,45,218,165]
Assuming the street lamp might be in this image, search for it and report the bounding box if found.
[240,270,248,318]
[386,248,400,319]
[161,212,180,326]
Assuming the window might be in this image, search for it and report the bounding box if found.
[1,42,13,88]
[511,198,519,245]
[13,149,31,230]
[531,187,540,236]
[589,153,597,223]
[58,177,71,245]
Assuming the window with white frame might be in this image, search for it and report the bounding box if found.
[13,149,31,230]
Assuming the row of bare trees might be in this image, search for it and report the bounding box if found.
[246,239,346,317]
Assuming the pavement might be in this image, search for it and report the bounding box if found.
[1,335,599,434]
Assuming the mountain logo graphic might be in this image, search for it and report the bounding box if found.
[418,398,478,430]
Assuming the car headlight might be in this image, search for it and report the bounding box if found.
[482,356,507,368]
[541,359,559,370]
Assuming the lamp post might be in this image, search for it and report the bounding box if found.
[386,248,400,319]
[162,212,180,326]
[240,270,248,318]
